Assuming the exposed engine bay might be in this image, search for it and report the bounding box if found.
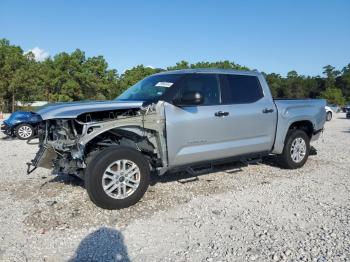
[28,102,167,177]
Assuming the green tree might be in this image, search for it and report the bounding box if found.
[0,38,39,112]
[35,49,119,102]
[81,56,118,100]
[36,58,57,102]
[264,73,285,97]
[323,65,340,89]
[320,88,345,105]
[284,71,308,98]
[336,64,350,100]
[167,60,190,70]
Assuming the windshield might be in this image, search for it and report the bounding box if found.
[116,74,183,102]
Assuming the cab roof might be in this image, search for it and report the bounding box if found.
[154,68,261,77]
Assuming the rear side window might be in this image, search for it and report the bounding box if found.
[221,74,263,104]
[179,74,220,105]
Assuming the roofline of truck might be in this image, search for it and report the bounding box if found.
[154,68,261,76]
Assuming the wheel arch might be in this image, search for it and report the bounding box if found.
[288,120,314,139]
[83,127,161,169]
[272,118,315,154]
[85,127,156,150]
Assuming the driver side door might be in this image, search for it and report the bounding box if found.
[165,73,232,167]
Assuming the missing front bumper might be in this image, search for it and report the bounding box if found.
[27,146,57,174]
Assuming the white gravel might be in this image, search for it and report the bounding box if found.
[0,113,349,261]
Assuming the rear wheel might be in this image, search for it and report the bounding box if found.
[15,124,35,140]
[326,111,332,121]
[85,146,150,209]
[278,129,310,169]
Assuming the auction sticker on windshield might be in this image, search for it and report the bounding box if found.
[155,82,174,88]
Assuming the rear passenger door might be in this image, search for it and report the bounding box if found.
[218,74,277,155]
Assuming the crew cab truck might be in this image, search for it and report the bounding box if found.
[28,69,326,209]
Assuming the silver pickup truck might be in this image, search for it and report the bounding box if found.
[29,69,326,209]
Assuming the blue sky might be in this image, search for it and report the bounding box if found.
[1,0,349,76]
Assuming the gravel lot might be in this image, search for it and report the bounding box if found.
[0,114,349,261]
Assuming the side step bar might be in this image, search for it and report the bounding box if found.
[163,151,269,176]
[184,156,264,176]
[186,163,214,176]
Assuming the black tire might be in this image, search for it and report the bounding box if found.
[15,124,35,140]
[85,146,150,210]
[278,129,310,169]
[326,111,332,121]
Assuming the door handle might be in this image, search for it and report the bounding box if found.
[262,108,274,114]
[215,111,229,117]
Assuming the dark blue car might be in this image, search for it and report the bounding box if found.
[1,111,42,140]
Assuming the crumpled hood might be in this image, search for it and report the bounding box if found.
[4,111,41,126]
[37,100,144,120]
[8,111,34,119]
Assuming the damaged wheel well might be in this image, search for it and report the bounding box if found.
[84,128,160,168]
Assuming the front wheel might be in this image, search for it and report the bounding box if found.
[278,129,310,169]
[85,146,150,209]
[15,124,35,140]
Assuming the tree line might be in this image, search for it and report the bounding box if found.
[1,38,349,112]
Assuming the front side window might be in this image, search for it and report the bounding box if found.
[116,74,183,102]
[221,74,263,104]
[178,74,220,105]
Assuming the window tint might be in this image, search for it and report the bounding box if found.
[222,74,263,104]
[179,74,220,105]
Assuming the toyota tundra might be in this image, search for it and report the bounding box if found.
[28,69,326,209]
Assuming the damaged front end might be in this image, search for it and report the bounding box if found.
[27,102,167,177]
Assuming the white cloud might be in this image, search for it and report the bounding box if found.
[145,65,155,69]
[25,47,49,61]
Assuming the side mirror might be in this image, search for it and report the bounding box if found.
[174,91,204,106]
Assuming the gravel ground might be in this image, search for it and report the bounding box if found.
[0,114,349,261]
